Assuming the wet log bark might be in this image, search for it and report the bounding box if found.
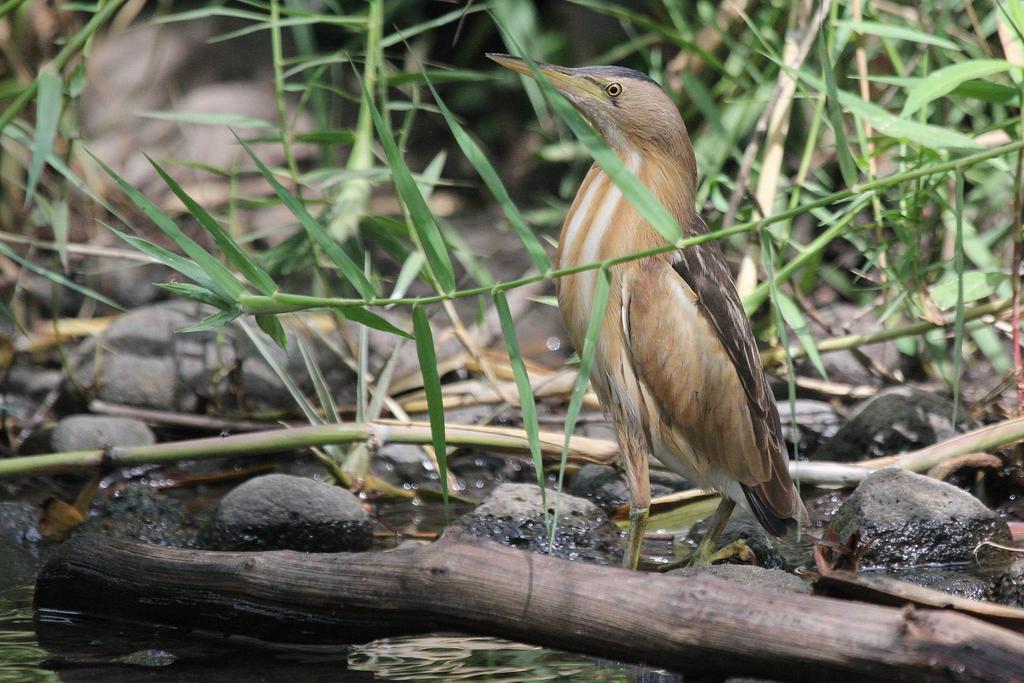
[35,530,1024,682]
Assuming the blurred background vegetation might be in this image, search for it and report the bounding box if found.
[1,0,1024,480]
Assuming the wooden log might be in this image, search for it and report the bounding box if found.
[35,531,1024,681]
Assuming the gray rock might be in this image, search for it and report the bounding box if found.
[200,474,371,552]
[776,399,842,457]
[372,444,432,485]
[568,463,691,512]
[454,482,623,564]
[668,563,811,594]
[993,559,1024,608]
[887,568,993,602]
[829,468,1011,568]
[817,387,975,462]
[798,303,902,385]
[51,415,155,452]
[73,301,355,414]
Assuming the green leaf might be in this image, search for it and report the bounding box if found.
[360,79,456,292]
[552,267,611,543]
[902,59,1014,116]
[234,132,376,299]
[0,240,122,310]
[178,309,240,333]
[298,335,338,423]
[818,35,859,188]
[25,66,63,206]
[156,282,233,308]
[494,291,547,523]
[952,172,965,423]
[775,292,828,380]
[256,314,288,348]
[412,305,449,512]
[135,110,277,129]
[420,64,551,273]
[87,149,245,300]
[146,154,278,296]
[796,67,982,150]
[931,271,1007,309]
[838,20,961,50]
[340,305,414,339]
[104,223,221,294]
[51,199,69,273]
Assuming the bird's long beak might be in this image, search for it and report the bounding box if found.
[486,53,604,101]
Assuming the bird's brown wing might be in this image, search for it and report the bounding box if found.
[624,218,800,534]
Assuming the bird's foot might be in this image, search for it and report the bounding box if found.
[662,538,755,570]
[704,539,755,565]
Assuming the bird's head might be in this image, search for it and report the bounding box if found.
[487,53,688,154]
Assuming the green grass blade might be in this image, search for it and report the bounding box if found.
[146,153,278,296]
[25,66,62,206]
[412,305,449,512]
[838,20,961,50]
[494,290,547,525]
[817,34,859,188]
[340,306,413,339]
[256,314,288,347]
[103,223,221,294]
[157,282,233,308]
[233,132,376,299]
[902,60,1013,117]
[51,199,69,273]
[552,267,611,544]
[952,171,965,424]
[775,291,828,380]
[0,241,122,310]
[135,110,277,129]
[178,309,240,333]
[87,150,245,301]
[360,78,456,292]
[420,64,551,273]
[298,335,338,424]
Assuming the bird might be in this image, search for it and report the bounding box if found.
[487,53,806,570]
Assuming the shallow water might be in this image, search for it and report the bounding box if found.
[2,589,681,682]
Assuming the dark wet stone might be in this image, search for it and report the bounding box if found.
[78,485,205,548]
[453,482,623,564]
[371,444,433,487]
[567,463,691,512]
[50,415,156,452]
[817,387,975,462]
[803,490,850,530]
[681,514,790,570]
[828,468,1011,568]
[449,451,527,493]
[993,559,1024,608]
[776,399,842,457]
[668,563,811,594]
[887,567,993,602]
[200,474,371,552]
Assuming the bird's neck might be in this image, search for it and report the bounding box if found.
[609,140,699,251]
[558,140,699,272]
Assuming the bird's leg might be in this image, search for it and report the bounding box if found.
[620,435,651,571]
[687,497,736,566]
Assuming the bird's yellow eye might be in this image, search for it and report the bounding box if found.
[605,82,622,97]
